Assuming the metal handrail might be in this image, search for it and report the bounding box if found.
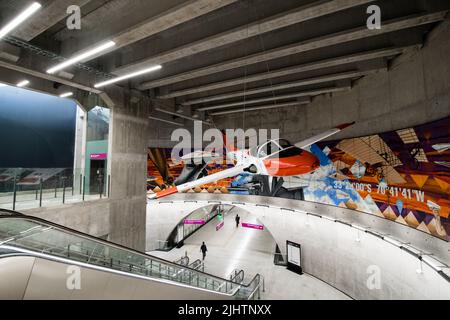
[242,274,265,300]
[174,256,189,266]
[189,259,204,272]
[230,269,244,284]
[0,210,260,296]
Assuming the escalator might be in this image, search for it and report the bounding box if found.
[0,209,264,300]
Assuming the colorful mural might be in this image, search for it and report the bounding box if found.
[148,117,450,241]
[147,148,232,192]
[307,117,449,241]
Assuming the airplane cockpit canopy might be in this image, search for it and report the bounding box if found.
[250,139,303,159]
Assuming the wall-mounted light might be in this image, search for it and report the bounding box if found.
[94,65,162,88]
[0,2,42,39]
[416,259,423,274]
[60,92,73,98]
[17,80,30,87]
[47,41,116,74]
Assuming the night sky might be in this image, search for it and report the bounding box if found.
[0,85,77,168]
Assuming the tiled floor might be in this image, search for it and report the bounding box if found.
[149,207,350,300]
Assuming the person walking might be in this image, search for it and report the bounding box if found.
[200,242,208,261]
[235,214,241,228]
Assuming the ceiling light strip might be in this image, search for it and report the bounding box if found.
[47,41,116,74]
[94,65,162,88]
[16,80,30,87]
[148,116,184,127]
[60,92,73,98]
[154,107,212,125]
[210,100,310,116]
[0,2,42,39]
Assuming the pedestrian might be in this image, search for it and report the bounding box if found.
[235,214,240,228]
[200,242,208,260]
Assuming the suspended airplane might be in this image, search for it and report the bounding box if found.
[148,122,355,200]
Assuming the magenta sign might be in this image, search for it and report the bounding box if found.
[90,153,107,160]
[184,219,205,225]
[242,223,264,230]
[216,221,224,231]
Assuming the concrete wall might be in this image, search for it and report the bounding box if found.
[23,200,111,238]
[147,194,450,300]
[214,18,450,142]
[146,202,211,251]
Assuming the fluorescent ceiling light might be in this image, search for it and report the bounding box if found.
[94,65,162,88]
[0,2,42,39]
[210,101,309,116]
[60,92,73,98]
[154,107,212,126]
[47,41,116,74]
[148,116,183,127]
[17,80,30,87]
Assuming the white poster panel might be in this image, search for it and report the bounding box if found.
[287,243,301,267]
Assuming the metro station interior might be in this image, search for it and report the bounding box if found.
[0,0,449,302]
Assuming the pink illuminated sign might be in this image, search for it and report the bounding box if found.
[90,153,107,160]
[242,223,264,230]
[184,219,205,225]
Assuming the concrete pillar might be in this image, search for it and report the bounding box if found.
[107,90,151,251]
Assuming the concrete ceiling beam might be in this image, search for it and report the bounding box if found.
[199,85,352,112]
[182,67,384,105]
[58,0,237,62]
[12,0,92,41]
[113,0,375,75]
[158,46,410,99]
[140,11,448,90]
[209,100,311,116]
[0,58,102,94]
[0,42,21,63]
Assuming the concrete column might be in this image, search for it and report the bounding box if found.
[107,91,151,251]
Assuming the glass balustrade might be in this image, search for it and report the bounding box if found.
[0,167,110,211]
[0,211,263,299]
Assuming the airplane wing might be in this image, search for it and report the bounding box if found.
[295,122,355,149]
[148,164,247,200]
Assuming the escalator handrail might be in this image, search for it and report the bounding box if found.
[0,209,258,296]
[0,244,238,296]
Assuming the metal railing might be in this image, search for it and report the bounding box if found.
[189,259,204,272]
[235,274,265,300]
[230,269,245,284]
[0,168,110,211]
[0,210,264,299]
[174,255,190,266]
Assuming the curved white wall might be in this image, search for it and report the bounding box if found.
[147,194,450,300]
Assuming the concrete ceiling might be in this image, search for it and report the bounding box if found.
[0,0,449,125]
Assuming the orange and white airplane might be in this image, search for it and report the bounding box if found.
[148,122,355,200]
